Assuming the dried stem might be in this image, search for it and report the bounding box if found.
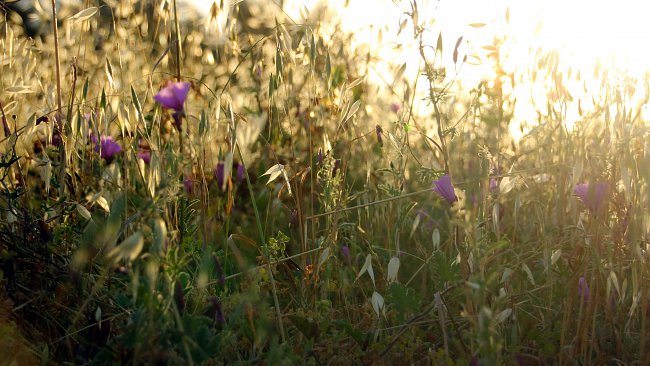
[51,0,66,201]
[51,0,63,127]
[172,0,182,81]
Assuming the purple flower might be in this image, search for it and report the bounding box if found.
[489,178,499,193]
[432,175,458,204]
[574,182,608,212]
[332,159,341,177]
[51,130,62,148]
[93,135,122,161]
[154,81,191,111]
[208,296,225,325]
[254,62,263,80]
[154,81,191,132]
[215,162,225,189]
[137,151,151,164]
[341,245,350,263]
[184,176,193,193]
[390,102,401,113]
[236,163,245,183]
[578,276,590,303]
[317,148,323,164]
[375,124,383,147]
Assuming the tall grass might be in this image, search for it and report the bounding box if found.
[0,0,649,364]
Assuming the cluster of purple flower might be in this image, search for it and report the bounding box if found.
[429,174,606,304]
[431,175,609,214]
[89,81,191,163]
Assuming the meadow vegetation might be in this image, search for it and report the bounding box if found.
[1,0,649,364]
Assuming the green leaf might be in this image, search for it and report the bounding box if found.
[268,73,276,98]
[152,217,167,257]
[82,78,89,101]
[388,282,420,319]
[433,251,459,284]
[309,34,316,68]
[275,47,283,77]
[131,86,143,119]
[288,315,320,340]
[333,320,367,347]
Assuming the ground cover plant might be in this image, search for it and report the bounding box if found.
[1,0,650,364]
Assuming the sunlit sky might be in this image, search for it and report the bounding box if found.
[191,0,650,135]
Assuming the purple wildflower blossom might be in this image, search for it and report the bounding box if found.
[215,162,225,189]
[184,177,193,193]
[432,175,458,204]
[236,163,245,183]
[574,182,608,212]
[332,159,341,177]
[390,102,401,113]
[317,148,323,164]
[578,276,590,303]
[208,296,225,325]
[154,81,191,132]
[137,151,151,164]
[93,135,122,161]
[341,245,350,261]
[51,130,62,148]
[154,81,191,111]
[490,177,499,193]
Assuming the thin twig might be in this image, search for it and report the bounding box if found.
[236,141,286,343]
[51,0,63,130]
[306,187,435,220]
[172,0,182,81]
[208,246,322,285]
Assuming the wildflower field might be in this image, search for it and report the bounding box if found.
[1,0,650,364]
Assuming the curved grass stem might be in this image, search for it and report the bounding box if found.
[236,140,287,343]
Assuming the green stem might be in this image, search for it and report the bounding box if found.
[236,141,287,343]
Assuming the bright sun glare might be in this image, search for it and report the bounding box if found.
[279,0,650,137]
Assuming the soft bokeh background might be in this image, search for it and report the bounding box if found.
[2,0,650,364]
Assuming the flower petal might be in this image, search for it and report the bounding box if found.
[433,175,458,204]
[154,81,191,110]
